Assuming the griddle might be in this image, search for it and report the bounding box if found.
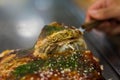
[0,0,119,80]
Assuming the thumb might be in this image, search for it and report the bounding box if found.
[89,7,119,20]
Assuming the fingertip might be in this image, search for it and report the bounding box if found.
[89,10,102,20]
[85,12,92,23]
[85,18,90,23]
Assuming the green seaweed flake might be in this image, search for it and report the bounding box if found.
[45,25,64,35]
[13,51,95,78]
[13,59,45,78]
[43,52,82,70]
[39,25,65,39]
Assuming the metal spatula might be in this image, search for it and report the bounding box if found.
[81,20,120,47]
[81,20,104,31]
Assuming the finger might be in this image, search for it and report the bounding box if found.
[89,7,119,20]
[85,13,92,22]
[89,0,106,10]
[85,0,106,22]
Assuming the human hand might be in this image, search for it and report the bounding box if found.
[86,0,120,36]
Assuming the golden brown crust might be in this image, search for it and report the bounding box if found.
[0,22,104,80]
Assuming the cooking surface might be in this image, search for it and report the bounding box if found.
[0,0,120,80]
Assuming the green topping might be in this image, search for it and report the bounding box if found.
[13,51,95,78]
[44,25,64,35]
[13,59,45,78]
[44,53,81,70]
[39,25,64,39]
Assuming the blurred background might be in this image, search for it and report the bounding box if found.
[0,0,96,51]
[0,0,119,79]
[0,0,86,51]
